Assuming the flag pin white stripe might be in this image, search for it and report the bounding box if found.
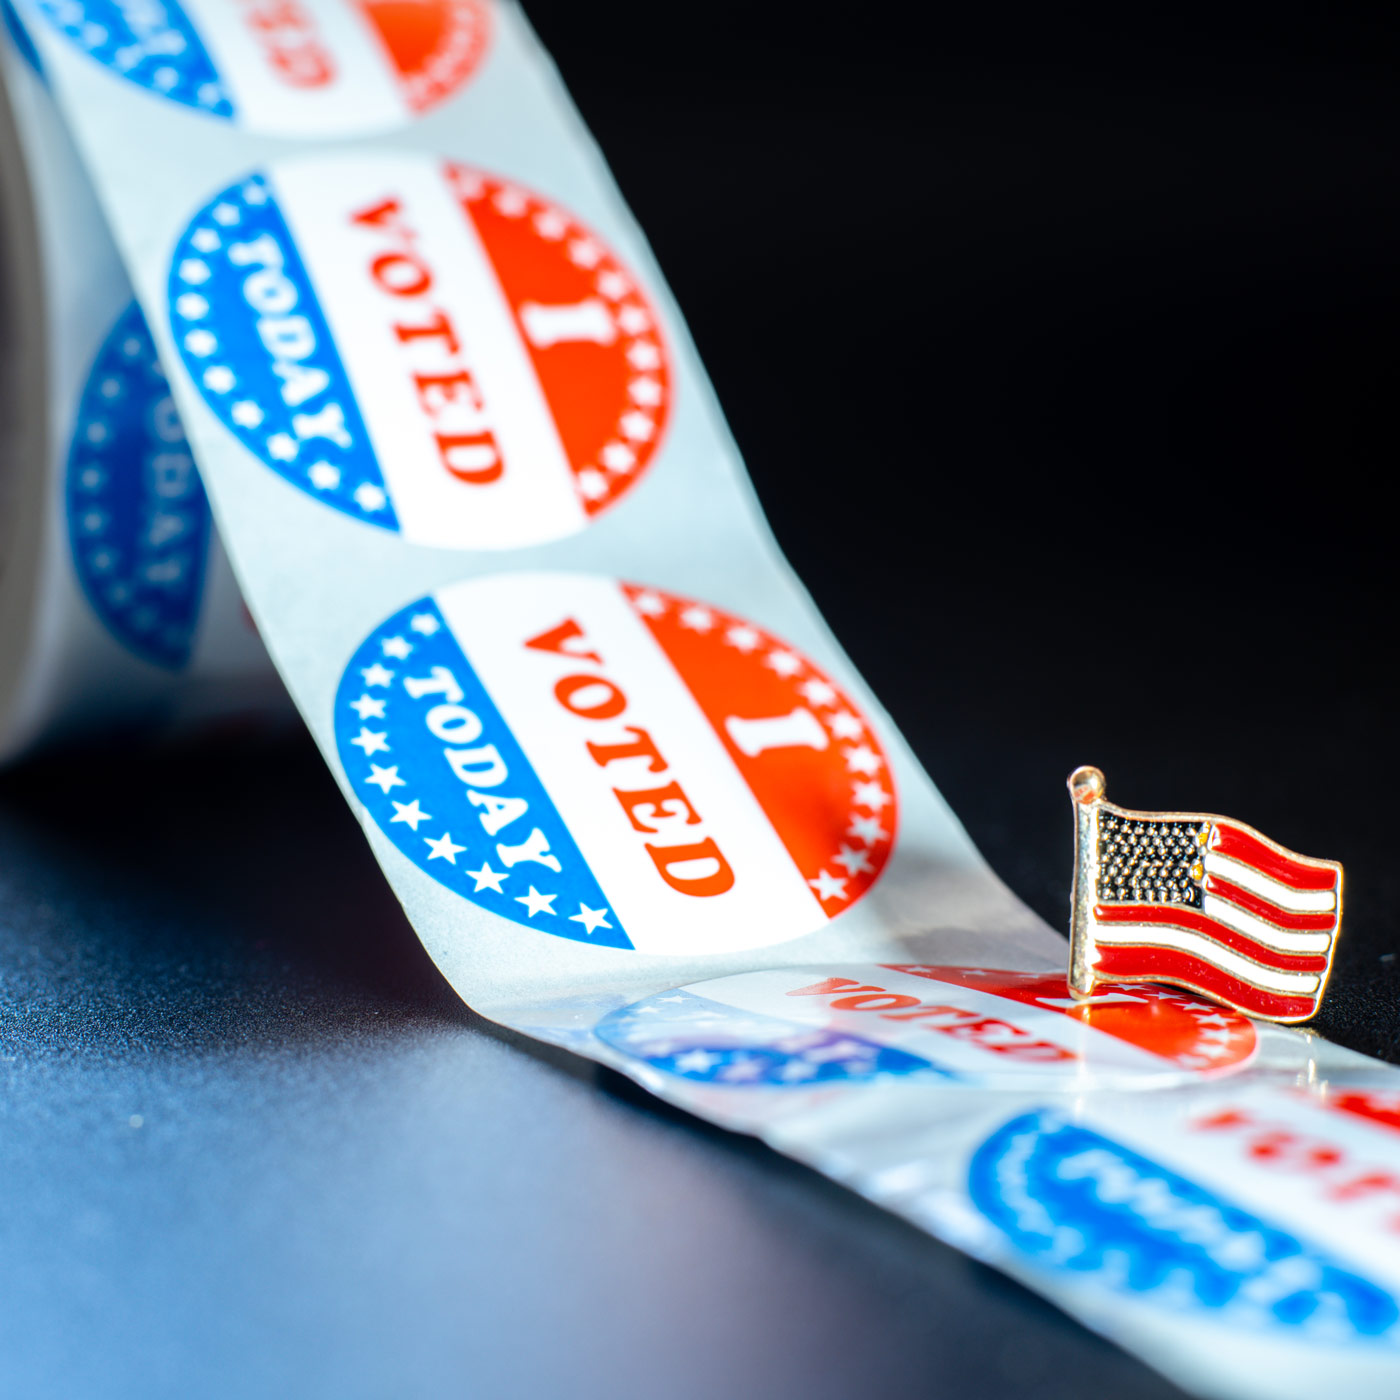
[1202,850,1337,914]
[1198,895,1335,955]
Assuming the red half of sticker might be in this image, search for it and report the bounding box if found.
[623,584,897,915]
[450,166,672,516]
[358,0,491,112]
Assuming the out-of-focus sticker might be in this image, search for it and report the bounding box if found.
[970,1109,1400,1342]
[66,300,210,670]
[596,964,1256,1089]
[595,986,942,1087]
[1324,1090,1400,1137]
[333,574,895,954]
[25,0,489,134]
[168,158,669,548]
[1132,1086,1400,1291]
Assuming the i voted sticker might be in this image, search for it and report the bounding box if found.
[333,574,896,954]
[66,301,210,670]
[970,1109,1400,1342]
[27,0,489,134]
[596,965,1257,1089]
[596,986,942,1088]
[169,158,669,548]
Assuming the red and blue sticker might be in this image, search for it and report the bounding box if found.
[971,1107,1399,1341]
[24,0,489,133]
[168,158,670,548]
[334,575,896,955]
[65,301,210,670]
[596,985,939,1087]
[596,965,1258,1089]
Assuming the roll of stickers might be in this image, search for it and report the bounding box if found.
[0,14,284,758]
[4,6,1400,1396]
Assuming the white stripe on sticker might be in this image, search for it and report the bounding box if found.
[268,156,585,548]
[694,966,1176,1078]
[182,0,408,135]
[436,573,824,956]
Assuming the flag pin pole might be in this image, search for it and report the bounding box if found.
[1067,765,1105,1000]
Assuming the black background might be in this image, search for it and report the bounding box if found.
[523,0,1400,1057]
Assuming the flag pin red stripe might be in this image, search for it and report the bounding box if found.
[1066,766,1344,1025]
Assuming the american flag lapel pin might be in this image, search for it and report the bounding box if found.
[1066,766,1343,1024]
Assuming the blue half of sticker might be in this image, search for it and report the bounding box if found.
[595,988,945,1087]
[167,173,394,529]
[334,596,630,948]
[66,301,210,670]
[28,0,231,117]
[970,1110,1399,1341]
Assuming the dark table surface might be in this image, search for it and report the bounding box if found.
[4,3,1398,1395]
[0,740,1190,1400]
